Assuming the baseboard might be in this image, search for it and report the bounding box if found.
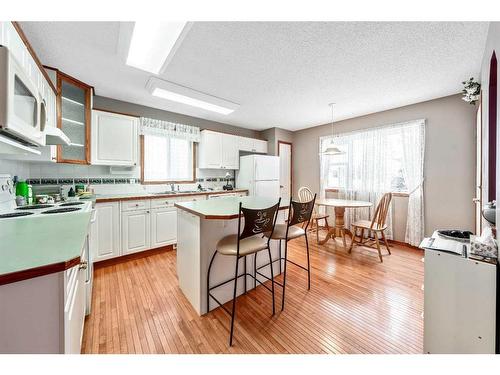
[388,239,421,251]
[94,244,175,269]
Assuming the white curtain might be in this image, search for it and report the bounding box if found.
[398,122,425,246]
[319,119,426,243]
[140,117,200,142]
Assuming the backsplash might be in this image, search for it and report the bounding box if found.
[0,159,236,192]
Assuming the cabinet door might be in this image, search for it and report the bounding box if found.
[122,210,151,255]
[254,139,268,154]
[198,130,222,168]
[91,202,120,262]
[222,133,239,169]
[57,72,92,164]
[91,110,138,166]
[238,136,255,152]
[151,208,177,248]
[64,265,86,354]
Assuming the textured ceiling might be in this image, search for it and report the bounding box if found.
[20,21,489,130]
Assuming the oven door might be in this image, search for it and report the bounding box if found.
[0,47,44,146]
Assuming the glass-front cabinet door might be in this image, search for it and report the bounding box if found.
[57,72,92,164]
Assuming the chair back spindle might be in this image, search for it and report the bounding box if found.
[370,193,392,230]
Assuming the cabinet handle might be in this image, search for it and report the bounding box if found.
[79,261,88,270]
[147,210,150,213]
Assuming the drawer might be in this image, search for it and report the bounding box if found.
[177,195,206,203]
[121,199,151,212]
[151,197,177,208]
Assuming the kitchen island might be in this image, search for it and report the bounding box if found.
[175,196,286,315]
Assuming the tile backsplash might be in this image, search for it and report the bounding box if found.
[1,159,236,193]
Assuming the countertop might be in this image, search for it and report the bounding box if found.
[95,189,248,203]
[0,210,91,285]
[175,196,286,220]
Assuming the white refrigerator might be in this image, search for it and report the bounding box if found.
[236,155,280,200]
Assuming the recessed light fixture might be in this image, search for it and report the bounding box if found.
[126,21,191,74]
[146,78,239,115]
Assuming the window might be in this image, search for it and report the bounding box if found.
[320,124,416,193]
[142,134,194,183]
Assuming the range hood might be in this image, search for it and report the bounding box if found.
[44,127,71,145]
[0,134,41,155]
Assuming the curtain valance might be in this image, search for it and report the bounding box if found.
[140,117,200,142]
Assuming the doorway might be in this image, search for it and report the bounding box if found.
[278,141,292,202]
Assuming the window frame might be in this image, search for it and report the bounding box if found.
[140,135,197,185]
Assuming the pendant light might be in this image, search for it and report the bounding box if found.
[321,103,344,155]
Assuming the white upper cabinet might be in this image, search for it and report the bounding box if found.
[198,130,223,169]
[238,136,268,154]
[91,110,139,166]
[198,130,268,169]
[222,133,239,169]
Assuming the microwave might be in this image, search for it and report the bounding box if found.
[0,46,46,146]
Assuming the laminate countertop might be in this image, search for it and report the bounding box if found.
[94,189,248,203]
[175,196,286,220]
[0,210,91,285]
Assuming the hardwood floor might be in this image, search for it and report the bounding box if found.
[81,233,424,354]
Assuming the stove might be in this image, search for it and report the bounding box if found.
[0,174,92,219]
[0,212,34,218]
[59,202,85,207]
[41,207,81,214]
[17,204,55,210]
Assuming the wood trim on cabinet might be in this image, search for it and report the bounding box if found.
[92,107,141,118]
[11,22,58,95]
[201,128,266,141]
[0,256,80,286]
[140,134,197,185]
[56,71,92,164]
[277,140,293,195]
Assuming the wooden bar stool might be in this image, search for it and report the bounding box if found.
[298,187,330,243]
[206,199,281,346]
[262,194,316,310]
[348,193,392,262]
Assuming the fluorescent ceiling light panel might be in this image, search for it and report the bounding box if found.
[147,78,239,115]
[126,21,189,74]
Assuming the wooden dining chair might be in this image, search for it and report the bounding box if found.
[298,186,330,243]
[348,193,392,262]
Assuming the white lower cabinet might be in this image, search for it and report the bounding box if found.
[151,208,177,248]
[121,209,151,255]
[91,202,120,262]
[64,264,86,354]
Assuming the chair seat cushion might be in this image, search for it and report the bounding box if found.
[216,234,268,256]
[352,220,387,231]
[264,224,305,240]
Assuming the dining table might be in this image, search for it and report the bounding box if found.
[314,198,372,248]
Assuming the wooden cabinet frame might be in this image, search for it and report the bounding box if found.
[56,71,93,164]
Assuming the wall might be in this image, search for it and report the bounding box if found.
[93,96,259,138]
[1,95,264,190]
[293,94,477,237]
[260,127,294,156]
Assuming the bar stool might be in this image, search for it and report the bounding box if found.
[262,194,316,310]
[206,199,281,346]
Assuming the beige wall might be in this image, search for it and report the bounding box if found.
[94,96,260,139]
[259,127,294,155]
[292,94,477,237]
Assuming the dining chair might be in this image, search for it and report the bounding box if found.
[263,194,316,310]
[348,193,392,262]
[298,186,330,243]
[206,199,281,346]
